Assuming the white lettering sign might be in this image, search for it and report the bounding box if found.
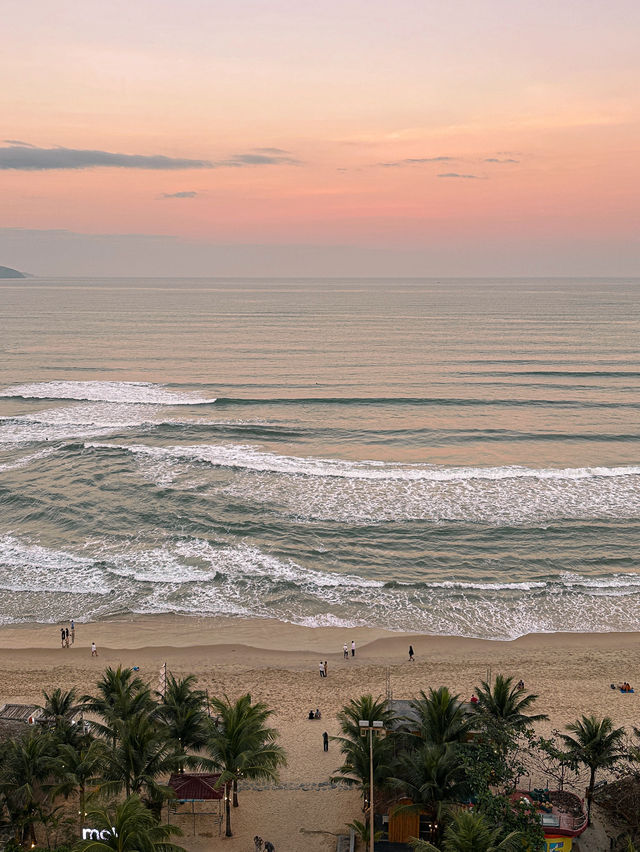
[82,827,117,840]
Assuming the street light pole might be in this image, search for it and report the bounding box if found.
[359,720,386,852]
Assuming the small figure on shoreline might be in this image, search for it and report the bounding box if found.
[323,731,329,752]
[319,660,325,678]
[351,640,356,657]
[343,643,348,659]
[324,660,328,678]
[409,644,414,662]
[70,619,75,645]
[91,641,98,657]
[65,627,70,648]
[60,627,66,648]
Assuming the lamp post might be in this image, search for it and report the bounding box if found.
[359,719,386,852]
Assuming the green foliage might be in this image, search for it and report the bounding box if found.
[0,731,60,846]
[81,667,155,745]
[560,714,626,825]
[155,673,209,767]
[74,794,185,852]
[409,688,472,746]
[413,808,523,852]
[473,675,548,730]
[203,693,286,837]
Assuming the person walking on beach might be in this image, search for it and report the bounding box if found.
[253,836,263,852]
[323,731,329,752]
[60,627,66,648]
[324,660,328,677]
[351,640,356,657]
[65,627,70,648]
[91,641,98,657]
[70,619,75,645]
[409,644,414,662]
[319,660,325,677]
[343,643,348,659]
[264,842,275,852]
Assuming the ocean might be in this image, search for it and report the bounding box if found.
[0,277,639,639]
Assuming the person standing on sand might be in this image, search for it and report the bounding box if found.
[70,619,75,645]
[60,628,66,648]
[324,660,328,677]
[91,641,98,657]
[343,643,348,659]
[323,731,329,752]
[351,640,356,657]
[264,841,275,852]
[65,627,70,648]
[409,645,414,661]
[319,660,325,677]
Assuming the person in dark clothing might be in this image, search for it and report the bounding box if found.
[323,731,329,752]
[264,842,275,852]
[60,628,66,648]
[409,644,414,661]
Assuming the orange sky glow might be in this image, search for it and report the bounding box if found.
[1,0,639,275]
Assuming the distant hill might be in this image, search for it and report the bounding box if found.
[0,265,26,278]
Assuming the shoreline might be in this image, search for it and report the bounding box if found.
[1,612,639,658]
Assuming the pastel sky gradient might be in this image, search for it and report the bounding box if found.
[2,0,639,275]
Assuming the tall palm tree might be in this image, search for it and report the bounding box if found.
[156,673,209,770]
[390,742,470,815]
[333,694,395,805]
[337,695,395,741]
[0,731,59,846]
[409,688,471,745]
[76,794,185,852]
[82,666,155,746]
[559,715,625,825]
[40,687,81,744]
[100,713,181,814]
[203,694,286,837]
[55,739,108,830]
[473,675,548,729]
[410,809,522,852]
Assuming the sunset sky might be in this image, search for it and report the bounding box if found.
[2,0,639,276]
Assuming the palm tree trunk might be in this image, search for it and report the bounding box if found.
[79,784,86,831]
[233,778,239,807]
[225,783,232,836]
[586,767,596,826]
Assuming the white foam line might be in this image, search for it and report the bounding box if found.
[0,381,216,406]
[85,441,640,482]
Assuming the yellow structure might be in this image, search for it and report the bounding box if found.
[545,836,573,851]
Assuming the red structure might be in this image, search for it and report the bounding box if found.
[166,773,224,835]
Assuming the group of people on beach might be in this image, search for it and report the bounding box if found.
[59,619,75,648]
[254,836,275,852]
[343,640,356,658]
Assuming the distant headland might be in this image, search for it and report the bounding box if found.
[0,265,27,278]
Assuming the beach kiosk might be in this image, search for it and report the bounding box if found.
[512,790,588,851]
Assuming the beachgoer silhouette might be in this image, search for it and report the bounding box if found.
[324,660,328,677]
[60,628,65,648]
[409,645,414,661]
[323,731,329,752]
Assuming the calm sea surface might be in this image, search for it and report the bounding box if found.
[0,277,639,638]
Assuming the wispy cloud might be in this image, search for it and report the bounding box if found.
[438,172,483,179]
[376,156,454,167]
[223,151,301,166]
[484,157,519,163]
[160,191,198,199]
[0,142,301,171]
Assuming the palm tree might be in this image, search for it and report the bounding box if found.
[410,809,522,852]
[409,688,471,745]
[559,715,625,825]
[473,675,548,729]
[332,695,395,804]
[56,739,109,830]
[390,742,470,816]
[337,695,395,741]
[156,673,209,770]
[0,731,59,846]
[75,793,185,852]
[40,687,82,744]
[100,713,181,815]
[82,666,155,746]
[203,694,286,836]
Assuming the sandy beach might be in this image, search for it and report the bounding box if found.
[1,616,639,851]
